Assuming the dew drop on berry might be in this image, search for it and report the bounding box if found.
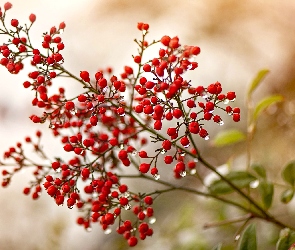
[131,150,137,156]
[49,123,55,129]
[153,174,160,180]
[201,92,208,99]
[180,171,187,177]
[187,64,193,70]
[194,158,199,163]
[70,109,77,115]
[149,217,157,224]
[119,144,124,149]
[250,180,259,189]
[124,192,130,198]
[183,143,190,148]
[86,227,92,232]
[235,235,241,241]
[161,149,166,154]
[223,99,229,104]
[190,169,197,175]
[218,121,224,126]
[124,204,131,210]
[230,98,236,102]
[180,152,186,156]
[104,228,112,234]
[204,135,210,141]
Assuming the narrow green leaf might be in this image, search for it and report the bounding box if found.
[253,95,283,121]
[248,69,270,97]
[259,181,274,209]
[276,228,295,250]
[281,189,294,204]
[212,129,246,147]
[251,164,266,179]
[238,223,257,250]
[209,171,256,194]
[211,243,222,250]
[282,161,295,186]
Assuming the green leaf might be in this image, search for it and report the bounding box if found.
[276,228,295,250]
[248,69,270,97]
[281,189,294,204]
[209,171,257,194]
[282,161,295,186]
[251,164,266,179]
[259,181,274,209]
[211,243,222,250]
[253,95,283,121]
[212,129,246,147]
[238,223,257,250]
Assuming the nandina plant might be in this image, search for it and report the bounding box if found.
[1,2,295,249]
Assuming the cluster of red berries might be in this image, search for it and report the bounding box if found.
[0,2,240,247]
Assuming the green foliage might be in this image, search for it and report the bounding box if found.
[282,161,295,186]
[238,224,257,250]
[212,129,246,147]
[251,164,267,179]
[211,243,222,250]
[209,171,256,194]
[258,180,274,209]
[276,228,295,250]
[280,189,294,204]
[252,95,283,121]
[247,69,270,97]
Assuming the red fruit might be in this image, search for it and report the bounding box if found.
[164,155,173,164]
[128,236,138,247]
[180,137,190,147]
[167,127,177,136]
[11,19,18,27]
[162,140,172,150]
[188,122,199,134]
[134,55,141,63]
[144,196,153,205]
[4,2,12,11]
[81,168,90,178]
[138,151,148,158]
[143,64,151,72]
[161,35,171,46]
[233,113,240,122]
[139,163,150,173]
[227,91,236,100]
[29,13,36,22]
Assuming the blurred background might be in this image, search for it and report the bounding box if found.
[0,0,295,249]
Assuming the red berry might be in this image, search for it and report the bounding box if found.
[128,236,138,247]
[11,19,18,27]
[29,13,36,23]
[139,163,150,173]
[162,140,172,150]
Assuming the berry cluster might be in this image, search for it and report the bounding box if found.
[0,4,240,247]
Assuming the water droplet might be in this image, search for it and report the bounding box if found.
[153,174,160,180]
[227,111,233,116]
[119,144,124,149]
[86,227,92,232]
[104,228,112,234]
[202,92,208,99]
[68,206,73,209]
[180,171,187,177]
[218,121,224,126]
[131,150,137,156]
[250,180,259,189]
[230,98,236,102]
[59,29,64,34]
[187,64,193,70]
[49,123,55,129]
[180,152,186,156]
[124,204,131,210]
[70,109,76,115]
[142,30,147,35]
[130,228,137,232]
[184,144,190,148]
[92,193,98,198]
[190,169,197,175]
[223,99,229,104]
[204,135,210,141]
[161,149,166,154]
[119,113,125,117]
[149,217,156,224]
[235,234,240,241]
[194,158,199,163]
[124,192,130,198]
